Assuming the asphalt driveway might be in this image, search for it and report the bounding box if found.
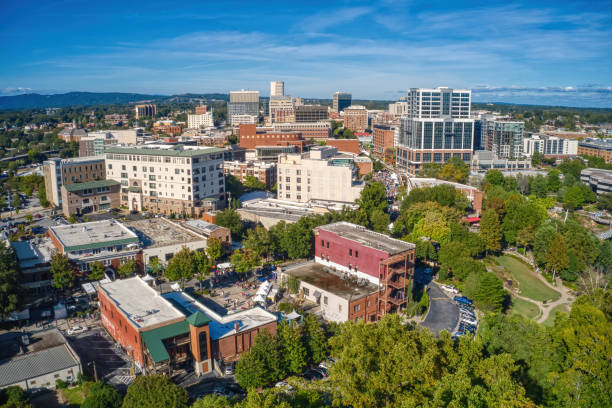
[421,283,459,336]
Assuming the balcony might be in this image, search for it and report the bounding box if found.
[385,275,407,288]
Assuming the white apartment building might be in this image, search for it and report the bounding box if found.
[88,129,142,145]
[104,144,226,216]
[187,113,214,129]
[229,114,257,127]
[270,81,284,97]
[389,101,409,116]
[406,87,471,119]
[277,146,364,205]
[523,134,578,157]
[268,96,294,122]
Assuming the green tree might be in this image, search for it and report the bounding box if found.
[302,314,328,364]
[562,185,586,210]
[531,175,548,198]
[164,247,197,287]
[243,175,266,190]
[230,249,258,275]
[148,257,164,277]
[546,234,569,280]
[81,381,122,408]
[193,250,212,285]
[531,151,544,167]
[89,261,105,281]
[0,245,23,320]
[0,385,31,408]
[437,156,470,183]
[597,192,612,210]
[546,169,561,192]
[356,181,387,218]
[235,330,286,389]
[11,195,21,214]
[117,259,138,278]
[122,374,188,408]
[25,214,32,224]
[485,169,505,187]
[205,238,223,263]
[51,253,75,295]
[411,210,452,244]
[190,395,233,408]
[480,209,503,254]
[278,320,307,374]
[215,208,243,240]
[243,225,272,260]
[369,209,390,233]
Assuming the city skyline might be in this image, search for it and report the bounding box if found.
[1,0,611,107]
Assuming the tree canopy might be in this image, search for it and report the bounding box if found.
[122,375,188,408]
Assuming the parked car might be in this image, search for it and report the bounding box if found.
[454,296,472,305]
[302,370,324,380]
[67,326,88,335]
[441,284,459,294]
[312,367,328,378]
[461,317,477,325]
[275,381,294,392]
[460,324,476,334]
[224,364,234,375]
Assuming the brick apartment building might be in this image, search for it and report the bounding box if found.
[578,138,612,163]
[99,277,277,376]
[43,156,106,207]
[282,222,415,322]
[343,106,368,133]
[238,124,306,151]
[223,160,277,189]
[373,124,395,155]
[61,179,121,216]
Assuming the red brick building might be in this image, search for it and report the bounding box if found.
[327,139,360,155]
[99,277,277,376]
[282,222,415,322]
[238,124,304,150]
[373,124,395,155]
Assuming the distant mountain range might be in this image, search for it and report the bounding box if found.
[0,92,230,110]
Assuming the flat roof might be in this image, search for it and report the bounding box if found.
[316,222,415,255]
[124,218,205,249]
[284,262,379,300]
[10,237,55,269]
[99,277,184,329]
[61,155,105,164]
[162,291,277,340]
[63,179,120,192]
[50,219,139,252]
[182,219,225,236]
[105,145,226,157]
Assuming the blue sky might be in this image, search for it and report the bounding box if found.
[1,0,611,107]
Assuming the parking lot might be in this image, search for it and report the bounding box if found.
[421,282,460,336]
[66,326,134,390]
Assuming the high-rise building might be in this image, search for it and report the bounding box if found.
[295,105,328,122]
[484,120,524,158]
[104,144,226,216]
[333,92,352,113]
[343,105,368,133]
[135,104,157,119]
[388,101,409,116]
[188,112,214,129]
[523,134,578,158]
[270,81,284,97]
[268,96,294,122]
[228,90,259,125]
[395,87,474,175]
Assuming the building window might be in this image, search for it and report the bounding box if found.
[349,249,352,256]
[354,304,360,312]
[326,242,329,248]
[303,287,309,296]
[323,296,328,305]
[355,250,358,258]
[321,239,324,247]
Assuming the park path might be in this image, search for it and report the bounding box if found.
[501,250,575,324]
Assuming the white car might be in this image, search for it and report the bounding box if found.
[441,284,459,294]
[67,326,87,335]
[461,317,477,325]
[275,381,294,392]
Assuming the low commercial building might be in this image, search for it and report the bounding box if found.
[578,138,612,163]
[223,160,277,188]
[58,126,88,143]
[373,124,395,155]
[272,122,331,139]
[581,168,612,196]
[124,218,208,266]
[99,277,277,376]
[277,146,364,205]
[61,179,121,216]
[238,124,303,150]
[326,139,360,155]
[182,219,232,251]
[0,329,81,391]
[471,150,531,172]
[281,221,415,322]
[48,219,142,275]
[10,237,55,300]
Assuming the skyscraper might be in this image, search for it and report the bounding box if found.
[228,90,259,125]
[484,120,525,158]
[395,87,475,175]
[270,81,284,97]
[333,92,352,113]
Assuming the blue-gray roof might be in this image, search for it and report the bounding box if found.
[0,345,80,387]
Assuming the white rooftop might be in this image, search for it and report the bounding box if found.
[49,219,138,251]
[10,237,55,269]
[99,277,184,329]
[162,291,277,340]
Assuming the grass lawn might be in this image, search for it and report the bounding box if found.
[509,297,541,320]
[59,383,91,407]
[542,304,570,327]
[494,255,561,302]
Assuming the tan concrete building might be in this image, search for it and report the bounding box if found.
[104,144,226,216]
[135,104,157,119]
[277,146,364,205]
[61,179,121,216]
[43,156,106,207]
[343,105,368,133]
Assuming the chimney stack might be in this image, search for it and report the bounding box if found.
[234,322,239,332]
